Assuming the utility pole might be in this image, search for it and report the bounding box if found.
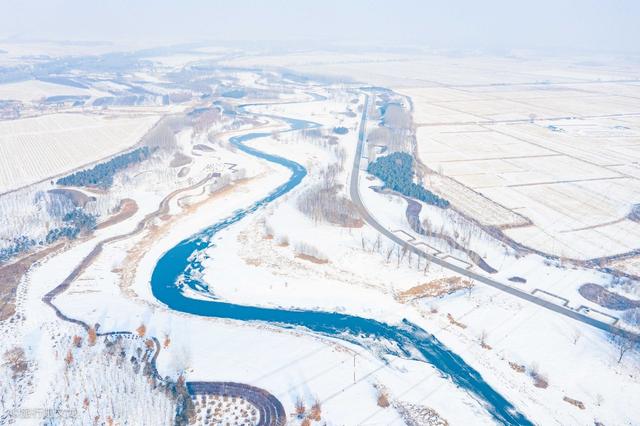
[353,354,356,384]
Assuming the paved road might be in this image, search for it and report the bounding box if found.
[187,382,286,426]
[350,93,639,340]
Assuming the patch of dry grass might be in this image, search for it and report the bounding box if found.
[396,276,473,303]
[295,253,329,265]
[446,313,467,329]
[509,362,525,373]
[563,396,585,409]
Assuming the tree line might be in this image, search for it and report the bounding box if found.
[57,146,152,189]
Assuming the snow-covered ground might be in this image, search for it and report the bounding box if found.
[0,113,160,193]
[0,79,109,103]
[2,59,639,426]
[57,91,640,424]
[52,143,498,425]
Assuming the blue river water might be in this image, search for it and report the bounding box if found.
[151,115,532,425]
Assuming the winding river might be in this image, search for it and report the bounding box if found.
[151,111,532,425]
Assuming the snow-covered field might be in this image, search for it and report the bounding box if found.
[222,51,640,264]
[0,113,159,193]
[0,80,108,103]
[415,118,640,260]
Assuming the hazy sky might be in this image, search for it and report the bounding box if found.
[1,0,639,53]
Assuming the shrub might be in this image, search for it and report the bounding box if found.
[64,350,74,365]
[531,372,549,388]
[377,390,390,408]
[295,397,306,418]
[87,327,97,346]
[309,400,321,421]
[528,363,549,388]
[294,242,328,263]
[3,346,28,378]
[276,235,289,247]
[563,396,585,409]
[136,324,146,337]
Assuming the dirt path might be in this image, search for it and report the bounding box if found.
[40,155,285,426]
[118,176,254,296]
[34,96,331,424]
[1,196,138,321]
[96,198,138,230]
[43,170,221,309]
[560,217,627,233]
[40,171,288,424]
[38,114,280,326]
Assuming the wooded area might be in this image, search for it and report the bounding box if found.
[367,152,449,208]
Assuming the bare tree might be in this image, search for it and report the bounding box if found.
[309,399,322,421]
[609,333,637,364]
[374,234,382,253]
[3,347,27,379]
[595,393,604,407]
[622,308,640,329]
[572,329,582,345]
[385,246,394,264]
[297,183,361,227]
[295,396,306,418]
[423,253,430,274]
[376,388,390,408]
[479,330,488,347]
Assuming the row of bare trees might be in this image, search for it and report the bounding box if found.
[296,184,362,228]
[610,308,640,363]
[359,233,433,272]
[44,332,180,425]
[295,129,360,228]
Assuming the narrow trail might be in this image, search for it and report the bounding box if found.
[43,169,220,316]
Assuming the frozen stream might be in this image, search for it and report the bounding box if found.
[150,109,532,425]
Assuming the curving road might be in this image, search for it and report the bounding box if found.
[350,92,639,340]
[187,382,286,426]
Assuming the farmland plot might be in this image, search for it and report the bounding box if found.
[0,113,159,193]
[423,172,529,228]
[0,79,107,102]
[411,84,640,260]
